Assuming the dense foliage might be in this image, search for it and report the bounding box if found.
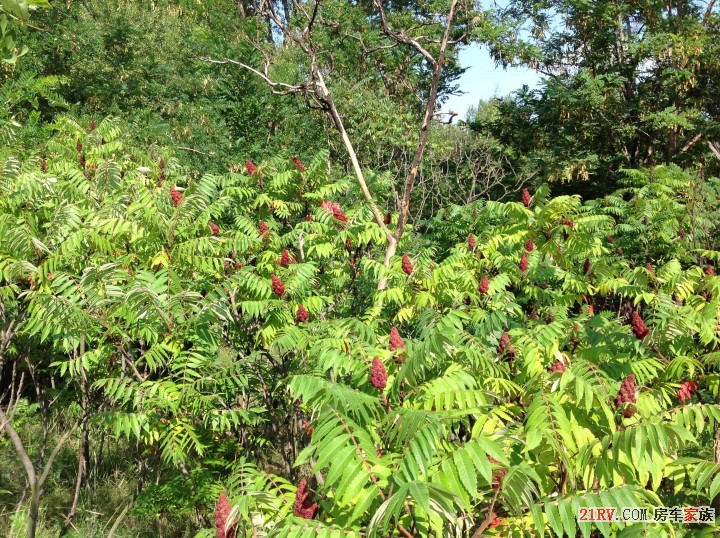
[2,0,720,536]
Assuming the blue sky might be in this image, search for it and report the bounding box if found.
[442,44,542,119]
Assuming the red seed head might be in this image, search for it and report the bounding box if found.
[280,249,291,267]
[384,213,392,225]
[521,188,532,207]
[369,356,388,390]
[548,360,566,373]
[519,253,529,271]
[498,332,510,354]
[646,263,655,275]
[606,236,614,244]
[678,229,686,238]
[271,275,285,296]
[159,158,165,170]
[169,186,183,206]
[706,265,716,276]
[293,479,318,519]
[215,493,236,538]
[296,304,309,323]
[76,139,83,153]
[209,223,220,235]
[41,159,47,173]
[402,254,413,275]
[614,375,638,411]
[565,219,574,229]
[235,262,243,269]
[525,239,534,252]
[468,234,476,251]
[333,207,348,223]
[292,156,306,172]
[479,276,489,294]
[389,326,405,351]
[583,259,591,274]
[246,160,257,174]
[259,220,269,236]
[587,305,594,316]
[630,312,649,339]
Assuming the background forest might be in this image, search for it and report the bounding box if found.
[1,0,720,536]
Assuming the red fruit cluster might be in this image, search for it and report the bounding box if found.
[90,120,96,131]
[521,188,532,207]
[548,360,566,373]
[215,493,236,538]
[389,326,405,351]
[246,160,257,174]
[209,223,220,235]
[280,249,291,267]
[170,186,183,206]
[159,158,165,170]
[296,305,309,323]
[271,275,285,296]
[646,263,655,276]
[468,234,476,251]
[235,262,243,269]
[677,380,699,403]
[259,220,269,236]
[525,239,534,252]
[321,200,348,222]
[292,156,306,172]
[479,276,489,294]
[606,236,614,244]
[706,265,716,276]
[489,457,507,490]
[303,420,314,436]
[384,213,392,225]
[614,375,637,418]
[498,332,510,354]
[41,159,47,173]
[587,305,594,316]
[76,139,83,153]
[519,253,529,271]
[678,229,686,238]
[583,259,591,274]
[564,219,574,229]
[369,356,388,390]
[402,254,413,275]
[293,479,318,519]
[630,312,649,339]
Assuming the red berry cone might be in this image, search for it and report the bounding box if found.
[389,327,405,351]
[296,305,309,323]
[525,239,534,252]
[519,253,529,271]
[630,312,649,339]
[402,254,413,275]
[293,479,318,519]
[468,234,476,251]
[521,188,532,207]
[259,220,269,236]
[280,249,291,267]
[292,156,306,172]
[169,186,183,206]
[498,332,510,354]
[209,223,220,235]
[369,356,388,390]
[215,493,236,538]
[246,160,257,174]
[271,275,285,296]
[479,276,489,294]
